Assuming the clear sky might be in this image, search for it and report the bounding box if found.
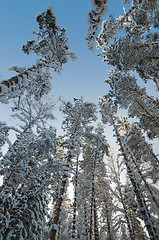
[0,1,158,152]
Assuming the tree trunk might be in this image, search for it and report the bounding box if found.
[0,64,43,95]
[49,150,72,240]
[49,118,80,240]
[72,155,79,238]
[92,154,99,240]
[84,202,89,240]
[118,188,135,240]
[124,142,159,210]
[89,199,93,240]
[105,204,113,240]
[93,196,99,240]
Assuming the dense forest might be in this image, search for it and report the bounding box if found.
[0,0,159,239]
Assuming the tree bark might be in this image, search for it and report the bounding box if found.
[105,204,113,240]
[92,154,99,240]
[89,198,93,240]
[49,153,71,240]
[72,155,79,238]
[0,64,43,95]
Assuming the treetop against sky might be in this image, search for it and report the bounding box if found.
[0,0,132,102]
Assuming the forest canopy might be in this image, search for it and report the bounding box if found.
[0,0,159,239]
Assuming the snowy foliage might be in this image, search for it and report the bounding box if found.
[22,5,76,72]
[86,0,109,50]
[0,58,53,103]
[0,5,76,103]
[97,5,159,237]
[104,69,159,139]
[0,91,58,239]
[60,98,97,137]
[123,121,159,183]
[74,125,110,239]
[97,0,159,89]
[99,95,117,124]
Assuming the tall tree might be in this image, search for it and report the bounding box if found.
[79,124,109,240]
[96,1,159,237]
[99,97,159,239]
[0,92,58,239]
[49,98,97,240]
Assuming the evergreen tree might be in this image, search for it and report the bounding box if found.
[99,98,159,239]
[0,5,75,103]
[0,93,58,239]
[49,98,97,240]
[79,124,109,240]
[106,154,135,240]
[97,1,159,238]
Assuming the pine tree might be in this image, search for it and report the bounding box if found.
[49,98,97,240]
[0,90,58,239]
[86,0,109,50]
[123,181,149,240]
[79,124,109,240]
[0,1,159,239]
[96,0,159,88]
[96,1,159,238]
[99,98,159,239]
[0,5,75,103]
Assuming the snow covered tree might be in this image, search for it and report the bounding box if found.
[73,171,90,240]
[96,0,159,88]
[105,154,136,240]
[77,124,109,240]
[0,5,75,103]
[0,89,59,239]
[49,98,97,240]
[123,120,159,184]
[123,181,149,240]
[104,69,159,139]
[94,0,159,143]
[0,6,76,237]
[99,97,159,239]
[95,1,159,237]
[108,152,149,239]
[97,176,114,240]
[0,1,159,239]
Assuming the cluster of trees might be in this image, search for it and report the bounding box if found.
[0,0,159,239]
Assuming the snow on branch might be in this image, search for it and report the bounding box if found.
[86,0,109,50]
[0,5,76,103]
